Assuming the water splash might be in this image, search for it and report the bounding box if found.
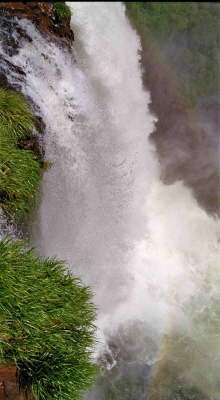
[1,2,220,398]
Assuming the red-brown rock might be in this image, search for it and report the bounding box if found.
[0,2,74,47]
[0,364,25,400]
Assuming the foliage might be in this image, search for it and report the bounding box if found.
[167,385,210,400]
[0,238,97,400]
[0,137,40,221]
[0,88,41,222]
[125,2,220,104]
[53,2,71,19]
[0,88,34,142]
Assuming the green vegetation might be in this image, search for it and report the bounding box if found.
[0,88,41,222]
[0,89,97,399]
[126,2,220,103]
[0,88,34,142]
[0,137,40,221]
[167,386,210,400]
[0,21,97,400]
[0,238,97,399]
[53,2,71,19]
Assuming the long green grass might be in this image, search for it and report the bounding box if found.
[0,88,34,142]
[0,238,98,400]
[0,137,40,221]
[0,88,41,222]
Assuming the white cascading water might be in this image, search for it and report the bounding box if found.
[3,2,220,398]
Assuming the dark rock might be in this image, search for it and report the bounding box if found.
[0,56,25,76]
[0,14,33,56]
[34,115,46,136]
[0,72,10,89]
[17,135,44,163]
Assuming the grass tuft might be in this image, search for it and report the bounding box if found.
[0,238,98,400]
[0,88,34,142]
[0,88,41,222]
[0,137,41,221]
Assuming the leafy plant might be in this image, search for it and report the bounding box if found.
[53,2,71,19]
[0,238,97,399]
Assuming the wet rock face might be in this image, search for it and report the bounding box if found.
[0,13,28,92]
[86,322,156,400]
[0,11,49,163]
[0,2,74,47]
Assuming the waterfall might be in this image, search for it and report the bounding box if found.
[1,2,220,398]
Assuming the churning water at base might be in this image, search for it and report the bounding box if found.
[2,2,220,398]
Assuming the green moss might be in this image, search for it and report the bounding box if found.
[0,238,98,399]
[53,2,71,19]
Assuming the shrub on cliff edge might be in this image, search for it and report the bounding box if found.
[0,238,97,399]
[53,2,71,19]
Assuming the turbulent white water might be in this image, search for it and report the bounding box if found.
[0,210,17,239]
[3,2,220,398]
